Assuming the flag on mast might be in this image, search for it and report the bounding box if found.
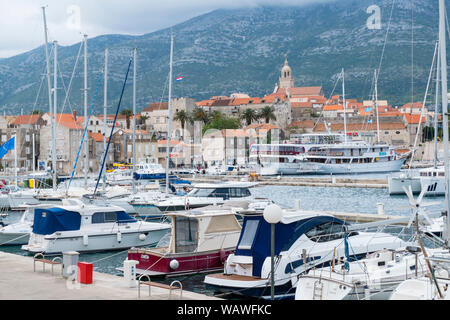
[0,136,15,159]
[176,76,183,81]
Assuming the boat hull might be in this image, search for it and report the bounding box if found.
[388,175,421,195]
[128,249,234,277]
[22,227,170,254]
[299,158,405,174]
[0,232,29,245]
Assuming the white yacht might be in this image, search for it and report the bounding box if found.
[131,181,258,216]
[295,246,432,300]
[0,205,36,245]
[248,133,346,176]
[388,170,422,195]
[298,141,407,174]
[21,199,171,254]
[204,207,407,299]
[419,166,445,196]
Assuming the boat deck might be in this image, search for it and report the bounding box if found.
[206,273,262,282]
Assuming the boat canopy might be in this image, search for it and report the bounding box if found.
[234,214,347,277]
[33,208,81,235]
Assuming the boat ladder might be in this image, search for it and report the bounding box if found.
[313,280,323,300]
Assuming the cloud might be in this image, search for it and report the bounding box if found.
[0,0,335,58]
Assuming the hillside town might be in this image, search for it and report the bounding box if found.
[0,57,436,177]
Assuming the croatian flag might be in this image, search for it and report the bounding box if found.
[176,76,183,81]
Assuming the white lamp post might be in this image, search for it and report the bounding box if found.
[263,204,283,300]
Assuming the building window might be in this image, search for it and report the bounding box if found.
[396,131,400,134]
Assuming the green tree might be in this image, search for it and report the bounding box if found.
[174,110,192,131]
[30,110,43,115]
[192,107,209,124]
[120,109,133,129]
[202,112,241,134]
[241,108,258,126]
[258,106,276,123]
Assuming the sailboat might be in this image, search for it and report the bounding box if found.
[389,0,450,299]
[389,41,441,195]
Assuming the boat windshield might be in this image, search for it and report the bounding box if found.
[237,219,259,250]
[187,188,214,197]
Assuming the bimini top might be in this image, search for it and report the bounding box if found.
[234,211,347,277]
[32,206,136,235]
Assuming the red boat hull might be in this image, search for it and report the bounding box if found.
[128,249,233,276]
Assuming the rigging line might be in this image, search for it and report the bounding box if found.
[59,41,83,116]
[312,73,341,130]
[375,0,396,80]
[408,41,438,168]
[32,45,54,113]
[66,71,104,193]
[94,57,133,195]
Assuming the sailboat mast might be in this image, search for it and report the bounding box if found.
[132,47,137,194]
[52,41,58,191]
[434,41,440,169]
[375,69,380,143]
[165,33,174,195]
[41,7,55,189]
[83,34,88,189]
[103,48,108,191]
[342,68,347,143]
[438,0,450,245]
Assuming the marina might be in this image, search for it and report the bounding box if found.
[2,0,450,306]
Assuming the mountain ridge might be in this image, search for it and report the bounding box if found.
[0,0,445,115]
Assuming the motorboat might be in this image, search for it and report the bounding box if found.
[419,166,445,196]
[21,199,171,254]
[0,205,38,245]
[388,171,422,195]
[294,246,432,300]
[133,162,166,180]
[123,200,268,277]
[204,207,407,300]
[145,181,257,214]
[298,141,407,174]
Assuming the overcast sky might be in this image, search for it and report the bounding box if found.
[0,0,334,58]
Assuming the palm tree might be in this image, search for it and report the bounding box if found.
[173,110,192,131]
[241,108,258,126]
[259,106,276,124]
[192,107,209,124]
[120,109,133,129]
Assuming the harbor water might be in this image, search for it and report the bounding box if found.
[0,184,444,298]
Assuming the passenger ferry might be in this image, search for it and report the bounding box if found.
[298,141,407,174]
[249,133,346,175]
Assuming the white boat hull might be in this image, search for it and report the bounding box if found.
[420,177,445,196]
[0,231,30,245]
[299,158,405,174]
[22,225,170,254]
[388,175,421,195]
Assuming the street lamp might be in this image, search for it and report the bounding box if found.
[263,204,283,300]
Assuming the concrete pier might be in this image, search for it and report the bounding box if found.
[0,251,220,300]
[185,174,388,189]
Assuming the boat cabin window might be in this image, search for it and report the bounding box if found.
[91,211,132,224]
[238,219,259,250]
[305,221,348,243]
[175,217,198,253]
[188,188,214,197]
